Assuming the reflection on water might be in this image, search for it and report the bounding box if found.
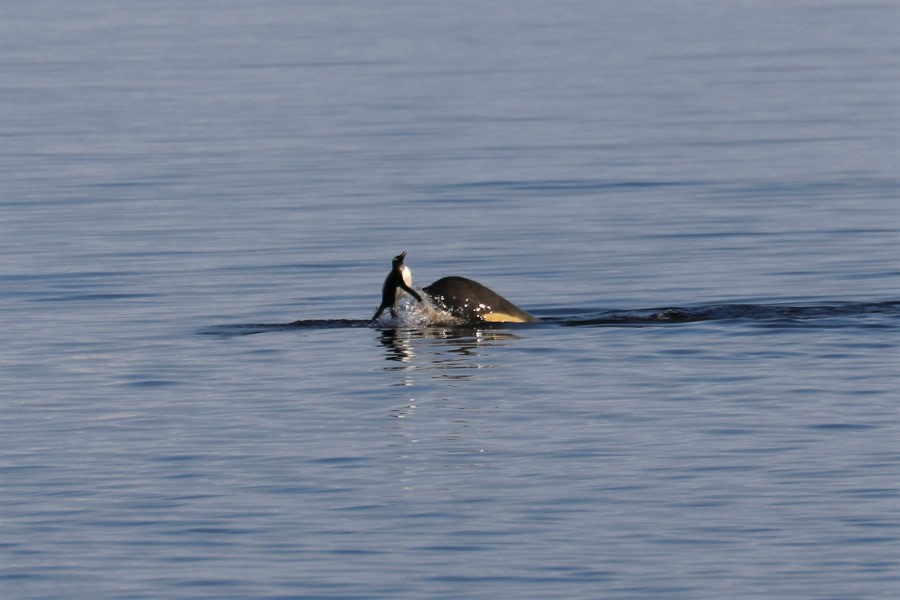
[377,326,522,367]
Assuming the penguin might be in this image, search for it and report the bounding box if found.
[369,251,540,325]
[369,251,423,324]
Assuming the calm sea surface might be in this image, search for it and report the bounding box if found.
[2,1,899,598]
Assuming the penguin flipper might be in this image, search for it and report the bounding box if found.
[369,302,390,325]
[400,282,423,303]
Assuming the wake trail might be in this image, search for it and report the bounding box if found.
[201,300,900,336]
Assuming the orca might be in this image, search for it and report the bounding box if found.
[370,252,539,325]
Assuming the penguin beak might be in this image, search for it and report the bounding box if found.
[397,251,407,263]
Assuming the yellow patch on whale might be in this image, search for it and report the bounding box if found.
[482,312,529,323]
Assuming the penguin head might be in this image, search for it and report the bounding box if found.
[392,251,407,271]
[391,251,416,291]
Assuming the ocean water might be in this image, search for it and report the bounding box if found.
[2,1,899,598]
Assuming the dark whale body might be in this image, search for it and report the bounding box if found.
[369,252,540,325]
[423,276,540,323]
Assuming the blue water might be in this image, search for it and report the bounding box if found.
[2,1,899,598]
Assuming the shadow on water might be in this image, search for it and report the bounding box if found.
[200,300,900,337]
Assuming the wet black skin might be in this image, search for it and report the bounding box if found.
[423,276,540,323]
[369,251,423,324]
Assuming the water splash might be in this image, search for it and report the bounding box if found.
[370,296,462,328]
